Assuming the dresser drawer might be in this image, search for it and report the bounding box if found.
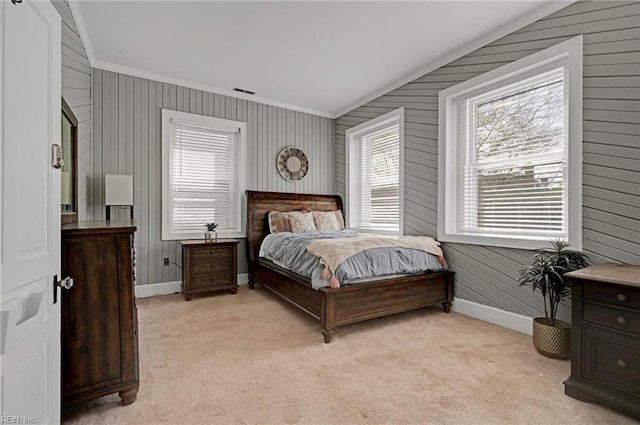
[583,326,640,395]
[584,302,640,335]
[191,247,232,262]
[584,283,640,309]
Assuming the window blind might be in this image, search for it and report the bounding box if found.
[359,123,400,228]
[457,66,568,235]
[169,121,239,234]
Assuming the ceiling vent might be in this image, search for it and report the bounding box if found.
[233,87,255,95]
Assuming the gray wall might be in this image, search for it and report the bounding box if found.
[92,69,335,286]
[335,1,640,322]
[51,0,92,220]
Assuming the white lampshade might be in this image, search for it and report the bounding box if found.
[105,174,133,206]
[61,171,72,205]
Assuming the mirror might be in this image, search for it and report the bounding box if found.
[61,97,78,224]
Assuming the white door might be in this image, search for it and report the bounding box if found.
[0,1,62,424]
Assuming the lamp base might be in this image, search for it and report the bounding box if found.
[106,205,134,221]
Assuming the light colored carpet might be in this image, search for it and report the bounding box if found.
[63,285,636,425]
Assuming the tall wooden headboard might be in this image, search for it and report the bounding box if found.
[245,190,343,263]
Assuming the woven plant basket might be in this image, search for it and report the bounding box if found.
[532,318,571,359]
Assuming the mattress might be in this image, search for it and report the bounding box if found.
[259,230,446,289]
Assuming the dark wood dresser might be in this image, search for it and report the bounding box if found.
[61,220,139,407]
[180,239,239,301]
[564,263,640,418]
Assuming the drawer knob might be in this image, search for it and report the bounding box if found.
[617,359,628,368]
[617,293,629,302]
[209,250,215,255]
[617,316,627,325]
[210,264,215,268]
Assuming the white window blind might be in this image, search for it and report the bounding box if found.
[162,110,246,240]
[458,66,567,236]
[346,107,404,234]
[360,124,400,228]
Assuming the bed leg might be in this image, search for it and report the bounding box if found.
[442,300,452,313]
[321,292,337,343]
[442,272,454,313]
[248,280,255,289]
[322,328,334,343]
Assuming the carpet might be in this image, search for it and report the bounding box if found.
[63,285,636,424]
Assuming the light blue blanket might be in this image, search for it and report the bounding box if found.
[259,230,446,289]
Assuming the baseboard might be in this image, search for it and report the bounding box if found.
[135,281,181,298]
[135,274,249,298]
[452,297,533,336]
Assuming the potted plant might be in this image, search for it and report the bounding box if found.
[205,222,218,242]
[518,239,589,359]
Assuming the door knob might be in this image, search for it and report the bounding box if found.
[57,276,74,290]
[53,275,73,304]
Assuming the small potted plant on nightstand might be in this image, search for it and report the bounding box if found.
[518,239,589,359]
[205,222,218,242]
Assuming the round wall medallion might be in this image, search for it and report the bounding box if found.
[277,147,309,182]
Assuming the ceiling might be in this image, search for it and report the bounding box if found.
[74,1,571,118]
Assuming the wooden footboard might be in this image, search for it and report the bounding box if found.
[252,259,454,343]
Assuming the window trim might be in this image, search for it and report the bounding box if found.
[346,107,405,235]
[161,109,247,241]
[437,36,583,250]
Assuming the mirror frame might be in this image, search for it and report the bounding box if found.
[61,97,78,224]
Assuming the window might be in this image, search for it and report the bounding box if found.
[346,107,404,234]
[438,36,583,250]
[162,110,246,240]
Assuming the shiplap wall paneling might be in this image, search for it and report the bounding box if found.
[93,70,334,286]
[51,0,92,220]
[335,0,640,322]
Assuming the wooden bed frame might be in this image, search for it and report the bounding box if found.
[246,190,454,343]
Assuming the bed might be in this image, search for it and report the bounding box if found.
[246,190,454,343]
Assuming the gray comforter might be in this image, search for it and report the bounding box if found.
[259,230,446,289]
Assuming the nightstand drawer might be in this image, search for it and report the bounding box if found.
[191,247,232,261]
[583,326,640,395]
[584,302,640,335]
[191,261,232,276]
[190,274,234,289]
[584,283,640,309]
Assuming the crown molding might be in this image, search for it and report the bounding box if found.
[333,0,576,118]
[67,0,95,66]
[92,60,334,118]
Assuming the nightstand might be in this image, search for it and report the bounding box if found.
[564,263,640,419]
[180,239,239,301]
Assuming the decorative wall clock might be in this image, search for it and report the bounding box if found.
[277,147,309,182]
